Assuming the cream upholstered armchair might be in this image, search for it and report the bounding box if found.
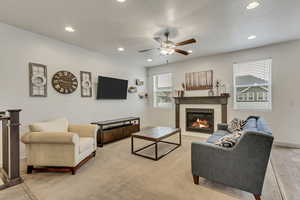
[21,118,98,175]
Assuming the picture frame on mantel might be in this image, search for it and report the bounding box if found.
[185,70,213,91]
[80,71,92,97]
[29,62,48,97]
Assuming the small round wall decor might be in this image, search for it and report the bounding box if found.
[52,71,78,94]
[81,80,91,89]
[31,74,47,87]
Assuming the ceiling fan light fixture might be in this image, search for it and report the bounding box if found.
[160,41,176,56]
[160,48,175,56]
[139,33,197,57]
[161,41,175,49]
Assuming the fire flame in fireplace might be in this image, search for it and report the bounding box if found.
[192,119,210,129]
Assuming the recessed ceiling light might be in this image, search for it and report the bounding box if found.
[248,35,257,40]
[65,26,75,32]
[188,50,193,54]
[118,47,125,52]
[117,0,126,3]
[247,2,260,10]
[147,58,153,62]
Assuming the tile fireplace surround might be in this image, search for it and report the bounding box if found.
[174,96,229,136]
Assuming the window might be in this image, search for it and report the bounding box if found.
[233,59,272,110]
[153,73,172,108]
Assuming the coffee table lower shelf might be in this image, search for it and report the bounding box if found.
[131,140,181,161]
[131,127,181,161]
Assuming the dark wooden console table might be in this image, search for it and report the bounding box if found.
[0,109,23,190]
[92,117,140,147]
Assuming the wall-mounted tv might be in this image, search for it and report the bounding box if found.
[96,76,128,100]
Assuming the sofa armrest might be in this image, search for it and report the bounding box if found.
[21,132,79,144]
[191,142,234,174]
[68,124,98,138]
[217,123,228,131]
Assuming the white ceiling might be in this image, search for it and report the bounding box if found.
[1,0,300,67]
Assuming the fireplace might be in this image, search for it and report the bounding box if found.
[186,108,214,134]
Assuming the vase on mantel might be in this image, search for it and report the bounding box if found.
[177,90,184,97]
[208,89,214,96]
[215,80,220,96]
[181,91,185,97]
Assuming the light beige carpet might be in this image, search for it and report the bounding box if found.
[1,136,282,200]
[271,146,300,200]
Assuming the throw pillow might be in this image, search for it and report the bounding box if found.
[228,118,247,133]
[29,118,69,132]
[214,131,245,148]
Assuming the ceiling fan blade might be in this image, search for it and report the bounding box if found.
[175,49,189,56]
[176,38,196,46]
[138,48,155,53]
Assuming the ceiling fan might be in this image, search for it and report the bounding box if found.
[139,32,196,56]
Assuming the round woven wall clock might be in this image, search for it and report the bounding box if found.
[52,71,78,94]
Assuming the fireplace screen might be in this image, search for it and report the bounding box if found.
[186,108,214,134]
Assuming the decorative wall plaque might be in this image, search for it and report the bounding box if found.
[80,71,92,97]
[52,71,78,94]
[135,79,144,86]
[29,63,48,97]
[185,70,213,91]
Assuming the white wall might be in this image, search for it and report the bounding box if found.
[147,40,300,146]
[0,23,149,160]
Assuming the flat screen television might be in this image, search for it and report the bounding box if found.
[97,76,128,99]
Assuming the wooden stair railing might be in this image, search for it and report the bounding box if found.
[0,109,23,190]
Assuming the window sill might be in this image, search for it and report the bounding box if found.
[152,106,173,110]
[233,108,272,112]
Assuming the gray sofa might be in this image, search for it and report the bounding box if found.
[191,117,273,200]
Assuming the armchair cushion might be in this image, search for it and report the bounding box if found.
[21,132,79,144]
[29,118,69,132]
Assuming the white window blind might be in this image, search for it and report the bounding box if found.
[157,73,172,88]
[233,59,272,110]
[153,73,172,108]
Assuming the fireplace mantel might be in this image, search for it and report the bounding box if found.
[174,96,229,105]
[174,96,229,128]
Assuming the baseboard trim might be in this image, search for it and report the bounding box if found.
[274,141,300,149]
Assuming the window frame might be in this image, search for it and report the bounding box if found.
[153,73,173,109]
[233,58,272,111]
